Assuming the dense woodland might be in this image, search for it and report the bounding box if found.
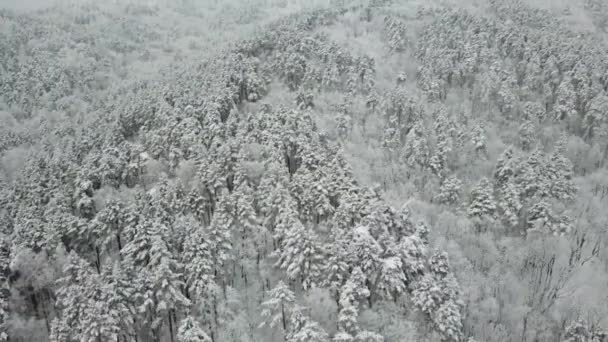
[1,0,608,341]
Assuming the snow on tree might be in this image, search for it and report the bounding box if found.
[375,255,406,300]
[525,198,573,236]
[430,131,452,178]
[555,75,577,121]
[177,316,212,342]
[273,221,325,290]
[436,176,462,205]
[260,281,295,333]
[206,191,234,284]
[563,320,607,342]
[522,101,547,123]
[51,252,134,342]
[88,199,129,257]
[403,121,430,168]
[383,16,408,52]
[348,226,382,283]
[412,252,463,342]
[336,111,352,140]
[398,232,427,283]
[547,138,577,201]
[467,178,497,219]
[286,306,330,342]
[334,270,385,342]
[496,76,517,115]
[382,115,401,155]
[470,123,487,156]
[497,181,522,228]
[494,146,518,187]
[584,93,608,140]
[432,300,464,342]
[183,224,216,303]
[233,181,264,259]
[518,120,536,151]
[322,229,351,295]
[144,230,190,332]
[335,279,361,339]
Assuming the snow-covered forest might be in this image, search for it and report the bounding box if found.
[1,0,608,341]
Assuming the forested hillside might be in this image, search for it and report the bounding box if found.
[1,1,607,341]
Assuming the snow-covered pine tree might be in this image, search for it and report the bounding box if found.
[403,121,430,168]
[494,146,518,187]
[497,181,523,229]
[233,181,264,260]
[348,226,381,286]
[323,229,351,299]
[286,306,330,342]
[206,191,234,289]
[563,319,608,342]
[183,224,216,303]
[436,176,462,205]
[260,281,295,334]
[467,178,497,219]
[273,221,325,290]
[412,252,463,342]
[177,316,212,342]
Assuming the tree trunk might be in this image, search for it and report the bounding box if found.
[116,233,123,251]
[281,302,287,332]
[168,312,175,342]
[95,246,101,274]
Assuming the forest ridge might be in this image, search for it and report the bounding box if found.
[1,0,608,341]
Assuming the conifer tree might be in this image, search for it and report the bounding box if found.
[286,306,330,342]
[497,181,523,229]
[177,316,212,342]
[183,225,216,303]
[273,221,325,290]
[436,176,462,205]
[467,178,497,219]
[260,281,295,334]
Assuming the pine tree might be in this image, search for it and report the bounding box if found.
[403,121,430,168]
[467,178,497,219]
[348,226,381,283]
[286,306,330,342]
[398,232,427,282]
[322,229,351,296]
[183,225,216,303]
[470,123,487,156]
[412,252,463,342]
[145,229,190,336]
[89,199,128,256]
[436,176,462,205]
[233,182,264,259]
[336,279,360,339]
[547,138,577,201]
[260,281,295,333]
[555,76,577,121]
[430,132,452,178]
[494,146,518,187]
[497,181,522,228]
[273,222,325,290]
[207,192,234,286]
[334,272,384,342]
[518,120,536,151]
[51,252,133,342]
[375,255,406,300]
[177,316,212,342]
[563,320,608,342]
[122,217,189,338]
